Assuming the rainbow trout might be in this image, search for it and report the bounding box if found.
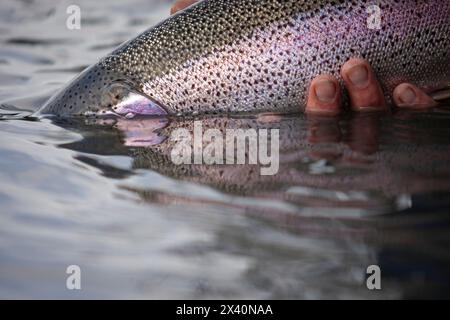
[39,0,450,118]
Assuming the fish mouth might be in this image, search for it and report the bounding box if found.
[95,81,169,119]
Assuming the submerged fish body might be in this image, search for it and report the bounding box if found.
[60,114,450,204]
[39,0,450,117]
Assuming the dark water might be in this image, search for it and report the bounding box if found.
[1,0,450,299]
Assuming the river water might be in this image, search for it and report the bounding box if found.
[0,0,449,299]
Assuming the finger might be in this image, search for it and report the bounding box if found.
[170,0,198,15]
[393,83,438,109]
[341,58,387,112]
[306,75,342,116]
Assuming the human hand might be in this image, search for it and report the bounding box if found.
[306,58,437,115]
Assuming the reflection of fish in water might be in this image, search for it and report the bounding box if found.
[132,115,450,200]
[39,0,450,118]
[60,113,450,214]
[56,113,450,271]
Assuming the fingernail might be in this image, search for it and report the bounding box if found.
[398,87,417,105]
[315,80,336,103]
[348,64,369,88]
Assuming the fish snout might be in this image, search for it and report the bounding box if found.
[38,64,111,117]
[38,65,168,118]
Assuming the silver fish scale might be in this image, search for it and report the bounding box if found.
[40,0,450,117]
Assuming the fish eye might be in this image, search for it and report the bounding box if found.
[101,82,133,109]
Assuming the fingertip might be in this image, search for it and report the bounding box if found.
[170,5,179,15]
[170,0,198,15]
[341,58,387,112]
[306,75,342,116]
[340,58,370,76]
[393,83,437,109]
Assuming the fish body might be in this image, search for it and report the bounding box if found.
[39,0,450,117]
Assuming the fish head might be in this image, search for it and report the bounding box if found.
[38,61,168,118]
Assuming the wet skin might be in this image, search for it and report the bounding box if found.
[172,0,437,115]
